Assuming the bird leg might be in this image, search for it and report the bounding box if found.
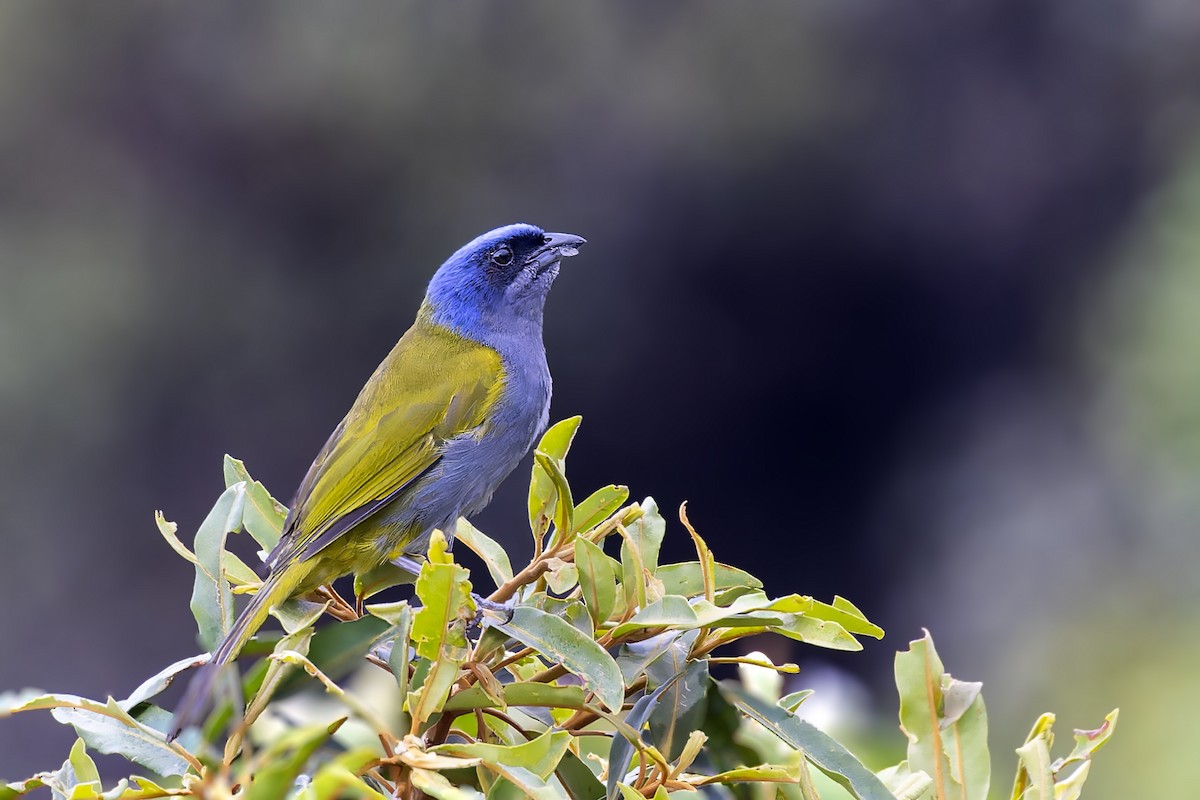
[315,584,358,621]
[389,554,426,575]
[473,595,514,622]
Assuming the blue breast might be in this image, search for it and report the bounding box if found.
[373,323,551,557]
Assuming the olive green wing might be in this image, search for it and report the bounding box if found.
[269,318,505,566]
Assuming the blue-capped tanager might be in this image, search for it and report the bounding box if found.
[168,223,585,741]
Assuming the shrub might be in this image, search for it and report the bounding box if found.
[1,417,1116,799]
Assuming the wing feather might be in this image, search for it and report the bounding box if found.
[267,310,504,567]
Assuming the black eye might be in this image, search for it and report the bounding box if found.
[490,245,514,267]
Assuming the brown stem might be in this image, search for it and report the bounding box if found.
[474,708,487,742]
[316,584,359,621]
[426,707,461,748]
[486,504,643,604]
[488,646,534,674]
[560,675,647,731]
[487,557,557,603]
[364,769,395,795]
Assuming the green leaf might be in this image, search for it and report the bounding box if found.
[442,682,587,712]
[605,675,682,800]
[48,698,192,776]
[1052,762,1092,800]
[616,630,699,685]
[278,614,391,695]
[767,595,884,640]
[0,776,45,799]
[614,785,642,800]
[619,535,646,612]
[37,738,101,800]
[531,592,592,635]
[697,764,804,785]
[455,517,514,589]
[435,730,572,781]
[491,606,624,712]
[154,512,194,566]
[608,590,879,654]
[719,681,896,800]
[529,416,582,545]
[271,596,331,634]
[535,451,574,541]
[483,769,566,800]
[353,558,418,600]
[575,538,618,627]
[407,535,473,729]
[876,762,934,800]
[624,498,665,574]
[895,631,989,800]
[609,595,694,637]
[770,614,863,651]
[1010,710,1116,800]
[412,533,475,661]
[1014,728,1054,800]
[221,551,263,588]
[537,416,583,462]
[555,748,606,800]
[3,692,199,776]
[244,627,314,726]
[0,689,45,716]
[1060,708,1119,768]
[781,689,815,712]
[655,562,762,598]
[301,748,390,799]
[610,592,785,638]
[119,654,208,710]
[830,596,883,636]
[410,768,487,800]
[223,455,287,551]
[271,651,392,736]
[647,656,708,762]
[738,650,785,702]
[372,603,414,703]
[572,485,629,534]
[190,483,245,651]
[244,718,344,800]
[691,681,763,783]
[544,558,579,595]
[67,738,100,786]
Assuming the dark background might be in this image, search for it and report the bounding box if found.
[3,3,1200,796]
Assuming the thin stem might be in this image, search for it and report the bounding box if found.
[488,646,535,674]
[364,769,396,796]
[486,504,643,604]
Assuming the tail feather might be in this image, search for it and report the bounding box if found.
[167,572,296,742]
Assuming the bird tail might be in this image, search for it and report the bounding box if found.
[167,569,299,742]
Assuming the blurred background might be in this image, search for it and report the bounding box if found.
[2,2,1199,795]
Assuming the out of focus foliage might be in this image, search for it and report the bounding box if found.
[1,420,1115,799]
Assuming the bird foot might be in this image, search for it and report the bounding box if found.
[389,554,426,575]
[471,593,513,624]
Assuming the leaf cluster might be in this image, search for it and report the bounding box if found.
[1,418,1117,800]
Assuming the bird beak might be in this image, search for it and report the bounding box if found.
[527,232,586,272]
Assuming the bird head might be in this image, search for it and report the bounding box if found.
[426,223,585,342]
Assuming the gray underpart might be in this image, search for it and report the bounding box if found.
[389,554,426,575]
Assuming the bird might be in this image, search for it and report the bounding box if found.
[168,223,585,741]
